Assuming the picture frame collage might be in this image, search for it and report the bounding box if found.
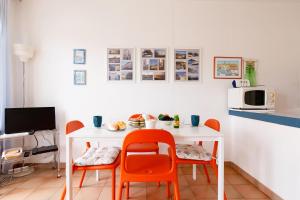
[106,48,201,82]
[175,49,200,81]
[72,47,249,85]
[107,48,134,81]
[141,48,167,81]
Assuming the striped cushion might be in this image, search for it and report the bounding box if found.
[176,144,211,161]
[74,147,120,166]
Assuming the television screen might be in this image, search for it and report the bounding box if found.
[5,107,56,134]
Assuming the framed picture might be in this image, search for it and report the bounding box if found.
[213,57,243,79]
[73,49,86,64]
[107,48,134,81]
[74,70,86,85]
[174,49,200,81]
[140,48,167,81]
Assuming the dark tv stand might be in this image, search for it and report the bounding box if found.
[0,130,61,185]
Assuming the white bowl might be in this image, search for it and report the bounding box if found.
[145,120,157,129]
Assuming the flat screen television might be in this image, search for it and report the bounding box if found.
[5,107,56,134]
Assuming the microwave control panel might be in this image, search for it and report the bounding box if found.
[266,90,276,108]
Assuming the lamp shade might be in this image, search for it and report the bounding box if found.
[14,44,34,63]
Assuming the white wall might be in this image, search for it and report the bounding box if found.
[3,0,19,151]
[11,0,300,161]
[230,116,300,199]
[7,0,19,107]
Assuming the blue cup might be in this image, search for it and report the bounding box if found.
[93,116,102,128]
[191,115,200,126]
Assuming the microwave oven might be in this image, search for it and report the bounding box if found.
[228,87,275,110]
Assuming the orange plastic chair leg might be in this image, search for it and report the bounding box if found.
[166,181,171,198]
[79,170,86,188]
[173,180,180,200]
[60,185,66,200]
[118,181,123,200]
[126,182,129,199]
[224,192,228,200]
[155,150,161,187]
[112,169,116,200]
[202,165,211,183]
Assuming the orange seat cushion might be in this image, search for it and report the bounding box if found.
[127,143,159,152]
[125,155,171,175]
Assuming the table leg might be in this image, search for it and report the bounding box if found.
[96,142,100,182]
[192,164,197,180]
[217,136,224,200]
[66,137,73,200]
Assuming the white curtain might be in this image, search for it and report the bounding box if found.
[0,0,8,133]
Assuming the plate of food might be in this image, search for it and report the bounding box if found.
[128,114,157,128]
[158,114,174,125]
[128,114,145,128]
[105,121,126,132]
[158,114,174,121]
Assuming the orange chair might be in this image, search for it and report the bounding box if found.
[118,129,180,200]
[60,120,120,200]
[174,119,227,200]
[126,114,161,195]
[127,114,159,154]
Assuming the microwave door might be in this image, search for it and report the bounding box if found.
[244,90,265,108]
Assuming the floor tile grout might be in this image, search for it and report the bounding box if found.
[0,165,270,200]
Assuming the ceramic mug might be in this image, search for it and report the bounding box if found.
[93,116,102,128]
[191,115,200,126]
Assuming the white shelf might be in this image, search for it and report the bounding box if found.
[1,152,31,165]
[0,132,29,140]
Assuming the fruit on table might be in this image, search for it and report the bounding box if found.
[158,114,174,121]
[129,114,146,128]
[129,115,145,122]
[107,121,126,131]
[158,114,164,119]
[144,114,156,120]
[115,121,126,130]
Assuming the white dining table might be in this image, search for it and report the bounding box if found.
[65,124,224,200]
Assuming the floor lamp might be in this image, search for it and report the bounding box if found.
[4,44,36,179]
[13,44,34,107]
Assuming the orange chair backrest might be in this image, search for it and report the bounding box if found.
[66,120,90,149]
[66,120,84,135]
[204,119,220,159]
[121,129,176,173]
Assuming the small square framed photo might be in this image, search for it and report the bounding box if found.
[73,49,86,64]
[74,70,86,85]
[213,57,243,79]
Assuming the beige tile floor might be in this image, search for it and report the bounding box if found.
[0,165,271,200]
